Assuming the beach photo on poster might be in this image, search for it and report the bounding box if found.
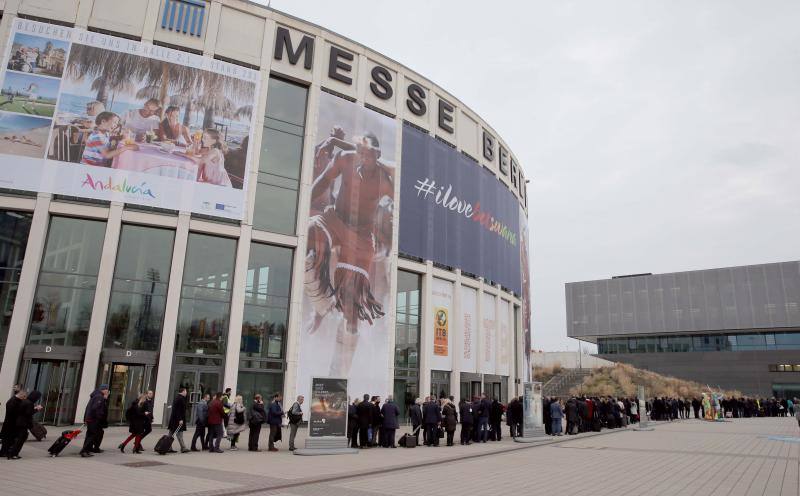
[0,71,60,117]
[7,32,69,78]
[0,111,51,158]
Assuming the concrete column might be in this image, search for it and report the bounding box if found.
[141,0,163,43]
[74,202,123,422]
[152,212,190,424]
[450,270,462,404]
[75,0,92,28]
[202,0,222,57]
[418,261,433,398]
[0,194,50,419]
[222,225,252,394]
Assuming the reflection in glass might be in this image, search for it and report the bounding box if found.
[0,211,32,361]
[239,243,293,360]
[174,234,236,355]
[395,271,421,369]
[104,225,175,351]
[28,217,106,347]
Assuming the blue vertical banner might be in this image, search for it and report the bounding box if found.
[399,124,522,294]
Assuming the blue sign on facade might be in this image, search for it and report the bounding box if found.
[161,0,205,37]
[399,124,522,294]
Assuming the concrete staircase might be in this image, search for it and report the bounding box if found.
[542,368,593,398]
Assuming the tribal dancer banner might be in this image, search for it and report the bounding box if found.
[296,91,396,402]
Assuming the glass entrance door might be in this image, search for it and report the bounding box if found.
[106,364,149,424]
[171,368,220,423]
[23,358,81,426]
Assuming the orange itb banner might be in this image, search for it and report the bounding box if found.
[434,307,449,356]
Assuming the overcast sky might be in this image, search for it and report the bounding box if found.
[265,0,800,352]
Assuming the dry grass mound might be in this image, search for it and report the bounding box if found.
[533,363,563,385]
[570,362,741,398]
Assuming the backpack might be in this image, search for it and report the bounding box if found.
[234,409,245,425]
[288,403,302,424]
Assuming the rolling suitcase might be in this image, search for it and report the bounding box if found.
[48,427,82,457]
[30,421,47,441]
[399,426,419,448]
[154,428,177,455]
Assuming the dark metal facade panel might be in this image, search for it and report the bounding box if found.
[566,261,800,338]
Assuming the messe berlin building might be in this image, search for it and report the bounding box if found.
[0,0,532,425]
[566,262,800,398]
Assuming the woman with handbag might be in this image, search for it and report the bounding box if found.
[441,398,458,447]
[227,395,248,451]
[248,394,266,451]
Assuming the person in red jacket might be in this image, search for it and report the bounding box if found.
[207,392,225,453]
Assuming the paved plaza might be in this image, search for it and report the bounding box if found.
[0,418,797,496]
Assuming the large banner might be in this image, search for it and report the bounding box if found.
[399,125,521,293]
[497,299,511,376]
[480,292,496,374]
[430,278,453,371]
[519,206,532,381]
[460,286,477,373]
[0,19,258,219]
[296,91,396,402]
[309,378,348,438]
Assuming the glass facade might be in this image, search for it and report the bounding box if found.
[29,217,106,347]
[174,233,236,356]
[253,77,308,235]
[598,331,800,354]
[394,270,421,420]
[0,211,32,361]
[104,225,175,351]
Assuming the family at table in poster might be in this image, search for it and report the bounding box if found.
[48,42,253,190]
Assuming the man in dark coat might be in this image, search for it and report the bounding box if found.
[476,394,491,443]
[356,394,372,448]
[207,392,225,452]
[422,397,442,446]
[370,396,383,447]
[459,398,474,445]
[168,388,189,453]
[142,390,154,444]
[80,384,110,457]
[0,384,21,457]
[380,396,400,448]
[489,398,504,441]
[410,399,423,445]
[506,397,518,438]
[348,398,360,448]
[267,393,284,452]
[565,398,579,434]
[7,389,36,459]
[543,396,552,435]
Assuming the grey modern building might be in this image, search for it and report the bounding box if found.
[565,261,800,398]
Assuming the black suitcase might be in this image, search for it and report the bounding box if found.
[30,421,47,441]
[399,433,417,448]
[154,430,176,455]
[48,428,81,457]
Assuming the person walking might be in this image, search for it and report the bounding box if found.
[356,394,372,448]
[227,395,248,451]
[267,393,284,452]
[118,394,147,453]
[168,388,190,453]
[410,398,423,446]
[248,394,266,451]
[191,393,210,451]
[458,397,474,445]
[207,392,225,453]
[0,384,22,457]
[287,395,304,451]
[423,396,442,447]
[7,389,38,459]
[550,399,564,436]
[141,390,154,445]
[380,395,400,448]
[80,384,110,457]
[441,398,458,447]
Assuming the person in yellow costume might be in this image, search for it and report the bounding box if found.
[702,393,713,420]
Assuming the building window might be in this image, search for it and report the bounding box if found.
[28,217,106,347]
[104,225,175,351]
[0,211,33,362]
[240,242,293,361]
[174,233,236,355]
[395,270,421,420]
[253,77,308,235]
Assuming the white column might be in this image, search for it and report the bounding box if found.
[450,270,462,404]
[0,194,49,419]
[140,0,163,43]
[418,262,433,398]
[75,0,92,28]
[74,203,123,422]
[152,212,190,424]
[222,225,251,394]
